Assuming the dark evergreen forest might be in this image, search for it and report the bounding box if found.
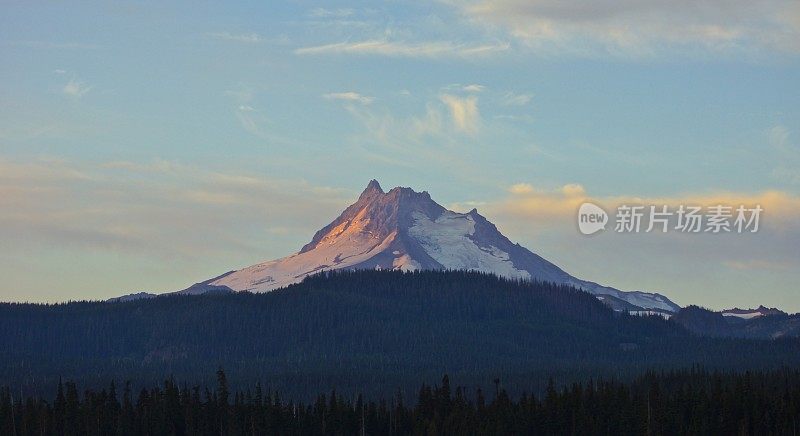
[2,368,800,435]
[1,270,799,400]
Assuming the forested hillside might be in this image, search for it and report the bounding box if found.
[1,270,799,399]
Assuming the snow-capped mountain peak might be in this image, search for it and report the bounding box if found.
[210,181,681,312]
[721,305,786,319]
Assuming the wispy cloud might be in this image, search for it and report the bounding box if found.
[209,32,262,43]
[502,92,532,106]
[509,183,535,194]
[331,95,485,175]
[63,78,91,98]
[0,157,92,183]
[442,83,485,93]
[768,124,791,149]
[295,39,510,58]
[492,182,800,228]
[224,86,255,104]
[324,92,374,105]
[440,94,481,134]
[449,0,800,56]
[0,157,352,261]
[310,8,355,18]
[224,85,273,139]
[235,105,270,138]
[102,159,178,174]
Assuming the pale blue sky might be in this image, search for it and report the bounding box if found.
[1,1,798,310]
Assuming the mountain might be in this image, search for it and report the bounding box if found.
[208,180,680,313]
[722,305,786,319]
[107,291,156,303]
[175,272,235,296]
[673,305,800,339]
[107,273,234,302]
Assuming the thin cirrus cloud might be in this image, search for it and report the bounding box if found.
[235,105,270,138]
[462,84,485,93]
[768,124,791,149]
[502,92,532,106]
[309,8,355,18]
[441,83,485,93]
[209,32,262,43]
[295,39,510,58]
[62,78,91,98]
[323,92,374,105]
[449,0,800,55]
[0,157,352,260]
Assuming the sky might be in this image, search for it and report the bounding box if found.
[0,0,798,310]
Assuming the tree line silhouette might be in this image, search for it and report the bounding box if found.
[2,368,800,435]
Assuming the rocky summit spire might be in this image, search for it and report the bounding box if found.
[359,179,384,199]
